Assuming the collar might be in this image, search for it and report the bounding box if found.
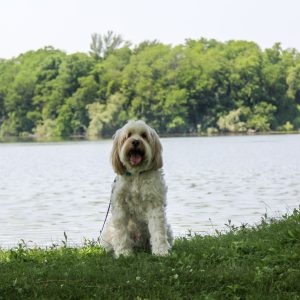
[124,169,150,177]
[125,171,132,176]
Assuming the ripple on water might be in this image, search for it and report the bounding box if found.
[0,135,300,246]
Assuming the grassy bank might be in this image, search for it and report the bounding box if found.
[1,210,300,299]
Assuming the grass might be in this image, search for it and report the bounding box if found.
[1,210,300,299]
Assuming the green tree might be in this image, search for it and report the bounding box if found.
[217,108,249,132]
[89,31,127,60]
[0,35,299,138]
[87,93,126,137]
[122,43,188,132]
[247,102,277,131]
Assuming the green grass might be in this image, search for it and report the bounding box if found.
[1,210,300,300]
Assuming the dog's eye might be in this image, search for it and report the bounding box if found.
[141,132,147,139]
[127,132,132,138]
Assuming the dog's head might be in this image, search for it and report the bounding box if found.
[111,120,163,175]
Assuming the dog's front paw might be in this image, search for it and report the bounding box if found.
[152,243,170,256]
[114,248,133,258]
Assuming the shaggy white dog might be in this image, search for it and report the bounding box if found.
[101,120,173,257]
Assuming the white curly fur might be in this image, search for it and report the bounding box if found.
[101,120,173,257]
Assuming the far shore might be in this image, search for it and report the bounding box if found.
[1,130,300,143]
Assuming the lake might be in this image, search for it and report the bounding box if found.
[0,134,299,247]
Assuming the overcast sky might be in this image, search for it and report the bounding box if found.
[0,0,299,59]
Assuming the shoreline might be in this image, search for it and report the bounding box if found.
[1,130,299,143]
[1,210,300,298]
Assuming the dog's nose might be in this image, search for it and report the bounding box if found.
[132,139,140,148]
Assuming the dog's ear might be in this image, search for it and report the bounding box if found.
[111,130,125,175]
[149,128,163,170]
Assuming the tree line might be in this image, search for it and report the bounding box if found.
[0,32,300,138]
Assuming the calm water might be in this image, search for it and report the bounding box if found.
[0,135,300,247]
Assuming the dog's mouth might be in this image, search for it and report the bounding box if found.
[128,149,144,166]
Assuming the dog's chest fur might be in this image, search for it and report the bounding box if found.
[112,170,166,218]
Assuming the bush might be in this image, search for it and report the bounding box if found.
[207,127,219,135]
[0,112,19,137]
[217,108,248,132]
[87,93,126,137]
[281,121,294,132]
[86,102,105,137]
[247,102,277,132]
[33,119,58,137]
[246,114,271,131]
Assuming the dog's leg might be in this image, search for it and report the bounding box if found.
[111,206,133,257]
[147,207,171,256]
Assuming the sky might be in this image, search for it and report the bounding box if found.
[0,0,300,59]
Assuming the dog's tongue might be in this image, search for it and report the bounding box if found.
[130,154,142,166]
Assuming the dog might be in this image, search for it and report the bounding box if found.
[101,120,173,257]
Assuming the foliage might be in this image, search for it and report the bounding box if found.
[1,210,300,299]
[217,108,249,132]
[89,30,127,60]
[86,93,126,137]
[33,119,57,137]
[246,102,277,131]
[280,121,294,132]
[1,36,300,138]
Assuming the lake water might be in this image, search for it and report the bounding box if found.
[0,134,300,247]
